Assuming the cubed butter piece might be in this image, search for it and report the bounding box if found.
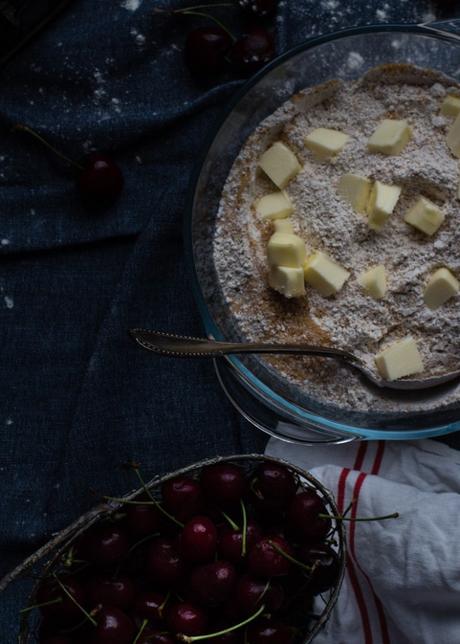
[269,266,305,298]
[441,94,460,118]
[424,268,459,310]
[305,128,350,158]
[303,251,350,296]
[367,119,412,155]
[256,191,293,220]
[447,113,460,158]
[375,337,424,381]
[358,265,387,299]
[404,196,444,236]
[367,181,401,230]
[274,219,294,234]
[258,142,301,189]
[267,232,306,268]
[337,174,372,214]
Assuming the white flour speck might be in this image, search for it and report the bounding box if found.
[376,8,387,20]
[347,52,364,70]
[121,0,142,10]
[4,296,13,309]
[5,418,13,426]
[1,239,9,246]
[30,208,36,215]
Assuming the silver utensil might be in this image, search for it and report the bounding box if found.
[129,329,460,392]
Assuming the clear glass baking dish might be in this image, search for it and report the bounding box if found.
[186,21,460,444]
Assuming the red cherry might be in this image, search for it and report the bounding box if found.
[247,619,294,644]
[238,0,277,17]
[167,602,208,636]
[287,491,331,541]
[136,632,176,644]
[297,544,341,594]
[36,577,86,626]
[247,536,293,578]
[181,516,217,563]
[132,590,168,622]
[235,575,284,615]
[230,27,275,77]
[93,606,136,643]
[148,538,185,586]
[185,27,232,77]
[125,499,161,539]
[200,463,246,507]
[83,524,129,566]
[77,153,124,207]
[189,561,237,607]
[87,575,135,610]
[162,476,204,523]
[218,519,262,563]
[252,463,297,513]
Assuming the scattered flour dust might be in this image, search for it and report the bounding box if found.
[4,296,14,309]
[209,65,460,414]
[120,0,142,11]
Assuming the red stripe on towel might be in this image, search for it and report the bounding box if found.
[349,443,391,644]
[337,456,373,644]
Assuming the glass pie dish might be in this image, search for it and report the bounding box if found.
[186,20,460,444]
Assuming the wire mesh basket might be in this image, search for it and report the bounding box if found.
[1,454,346,643]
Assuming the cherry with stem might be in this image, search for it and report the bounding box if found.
[176,603,265,643]
[13,124,124,207]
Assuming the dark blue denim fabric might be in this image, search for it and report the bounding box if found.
[0,0,456,637]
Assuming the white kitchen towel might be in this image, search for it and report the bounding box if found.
[265,439,460,644]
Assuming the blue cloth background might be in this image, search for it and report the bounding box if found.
[0,0,459,637]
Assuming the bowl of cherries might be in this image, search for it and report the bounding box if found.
[16,455,346,643]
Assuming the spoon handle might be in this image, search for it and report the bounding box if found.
[129,329,357,363]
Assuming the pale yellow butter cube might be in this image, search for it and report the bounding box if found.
[367,119,412,155]
[258,142,301,189]
[441,95,460,118]
[274,219,294,234]
[337,174,372,214]
[267,232,306,268]
[358,265,387,299]
[367,181,401,230]
[269,266,305,298]
[424,268,459,310]
[303,251,350,296]
[256,191,293,220]
[375,337,424,381]
[404,196,444,236]
[447,114,460,158]
[305,128,350,158]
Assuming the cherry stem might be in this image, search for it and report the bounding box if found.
[319,512,400,522]
[128,532,160,555]
[13,124,83,171]
[19,597,62,614]
[221,510,239,531]
[268,541,314,574]
[52,573,97,626]
[159,590,171,617]
[177,9,236,41]
[177,603,265,642]
[132,468,185,528]
[133,619,149,644]
[240,499,247,557]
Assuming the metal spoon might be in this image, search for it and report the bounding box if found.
[129,329,460,392]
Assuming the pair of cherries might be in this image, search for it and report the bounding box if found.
[32,460,347,643]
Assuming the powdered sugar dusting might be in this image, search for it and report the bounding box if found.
[120,0,142,11]
[211,65,460,414]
